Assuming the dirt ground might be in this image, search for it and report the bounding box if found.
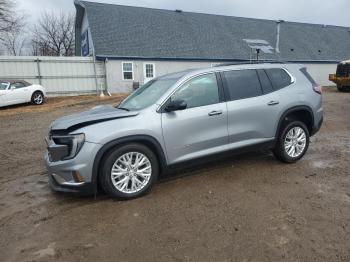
[0,88,349,262]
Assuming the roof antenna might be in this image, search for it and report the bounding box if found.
[243,39,274,62]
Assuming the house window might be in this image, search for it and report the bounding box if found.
[145,64,154,78]
[122,62,133,80]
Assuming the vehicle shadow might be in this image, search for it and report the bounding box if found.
[48,150,277,202]
[0,102,33,110]
[158,149,276,183]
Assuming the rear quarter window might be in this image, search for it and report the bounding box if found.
[265,68,292,90]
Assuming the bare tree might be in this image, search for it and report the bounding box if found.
[32,12,75,56]
[0,0,27,55]
[1,29,26,55]
[0,0,20,39]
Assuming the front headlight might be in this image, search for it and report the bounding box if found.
[52,133,85,160]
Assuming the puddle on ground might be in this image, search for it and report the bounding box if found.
[311,160,335,169]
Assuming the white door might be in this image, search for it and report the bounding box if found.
[143,63,155,83]
[0,82,10,106]
[6,82,31,105]
[0,90,8,106]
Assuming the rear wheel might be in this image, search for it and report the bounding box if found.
[99,143,159,199]
[31,91,44,105]
[337,84,349,92]
[273,121,310,163]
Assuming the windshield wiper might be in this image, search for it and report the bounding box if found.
[117,107,130,111]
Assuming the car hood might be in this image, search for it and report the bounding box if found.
[50,105,139,131]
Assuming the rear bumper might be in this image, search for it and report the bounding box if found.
[311,116,323,136]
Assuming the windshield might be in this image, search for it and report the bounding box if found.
[118,77,179,110]
[0,82,9,90]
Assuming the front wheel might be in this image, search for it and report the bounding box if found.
[273,121,310,163]
[31,91,44,105]
[99,143,159,199]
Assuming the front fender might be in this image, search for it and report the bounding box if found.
[91,135,168,195]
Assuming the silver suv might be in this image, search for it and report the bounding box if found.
[45,63,323,199]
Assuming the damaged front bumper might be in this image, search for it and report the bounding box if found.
[44,140,102,195]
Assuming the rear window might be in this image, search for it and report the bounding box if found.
[336,63,350,77]
[265,69,292,90]
[223,69,262,100]
[300,67,317,87]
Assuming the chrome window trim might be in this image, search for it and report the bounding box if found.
[157,66,295,111]
[282,67,296,84]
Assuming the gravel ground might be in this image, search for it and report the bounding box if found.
[0,89,349,262]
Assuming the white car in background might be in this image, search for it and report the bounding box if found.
[0,80,46,107]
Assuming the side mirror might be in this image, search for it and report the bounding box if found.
[165,99,187,112]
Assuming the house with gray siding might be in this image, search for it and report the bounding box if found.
[74,0,350,92]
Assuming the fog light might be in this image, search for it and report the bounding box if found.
[72,171,84,182]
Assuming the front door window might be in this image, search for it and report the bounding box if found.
[171,73,220,108]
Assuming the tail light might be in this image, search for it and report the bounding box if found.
[313,85,322,94]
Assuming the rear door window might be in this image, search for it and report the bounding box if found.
[222,69,263,100]
[265,69,292,90]
[257,69,274,94]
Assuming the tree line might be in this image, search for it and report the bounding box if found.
[0,0,74,56]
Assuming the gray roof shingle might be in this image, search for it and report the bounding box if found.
[75,1,350,61]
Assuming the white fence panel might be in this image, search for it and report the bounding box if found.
[0,56,106,96]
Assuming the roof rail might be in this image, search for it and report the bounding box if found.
[213,60,288,67]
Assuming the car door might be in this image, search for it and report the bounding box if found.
[221,69,281,149]
[161,72,228,164]
[0,81,10,106]
[6,82,30,105]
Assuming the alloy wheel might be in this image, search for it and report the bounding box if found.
[33,93,43,104]
[110,152,152,194]
[284,127,307,158]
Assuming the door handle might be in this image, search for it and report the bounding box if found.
[267,101,279,106]
[208,110,223,116]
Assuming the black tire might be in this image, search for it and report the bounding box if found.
[99,143,159,199]
[337,85,344,92]
[31,91,44,105]
[273,121,310,163]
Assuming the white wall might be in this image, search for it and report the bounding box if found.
[0,56,105,96]
[105,60,338,93]
[303,63,338,86]
[105,60,216,93]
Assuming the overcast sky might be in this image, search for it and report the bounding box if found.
[17,0,350,27]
